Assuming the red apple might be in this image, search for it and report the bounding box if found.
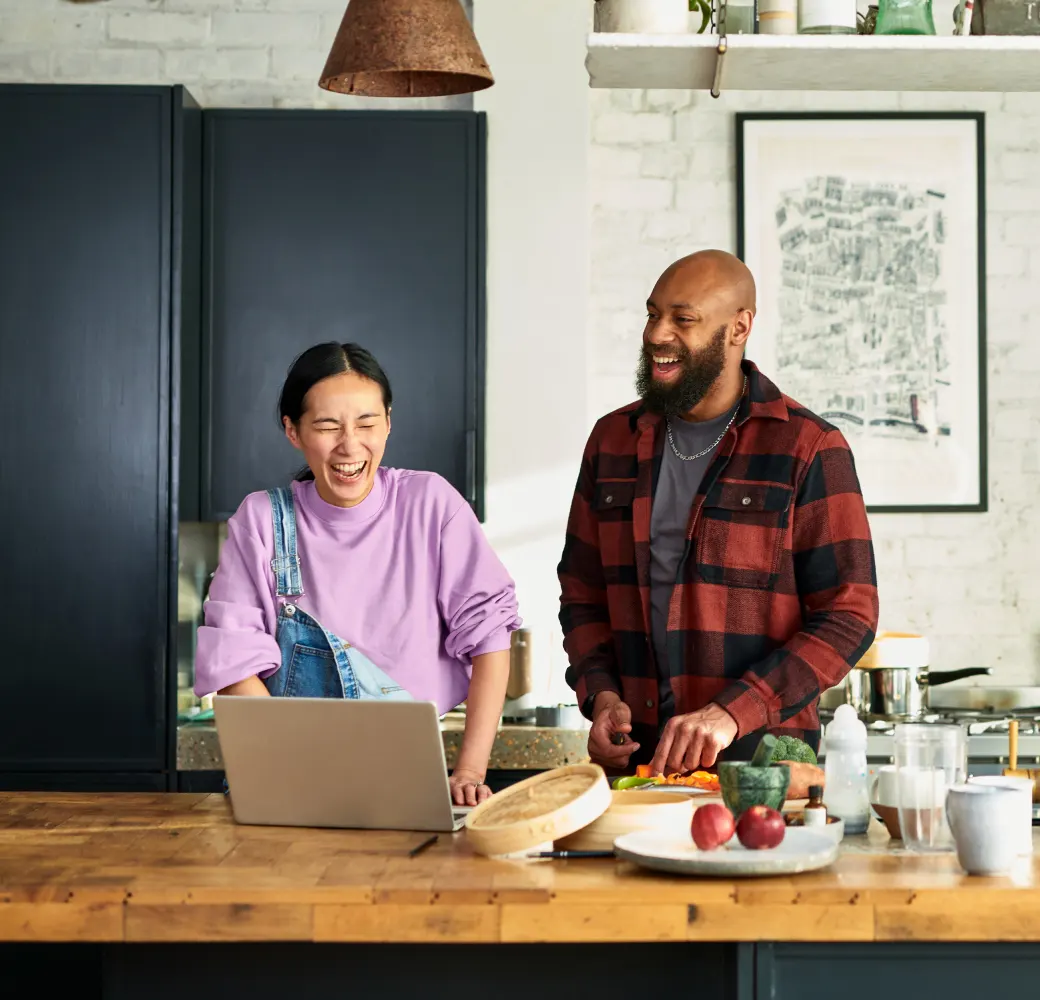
[690,802,736,851]
[736,805,786,850]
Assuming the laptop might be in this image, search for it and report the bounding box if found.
[213,696,472,832]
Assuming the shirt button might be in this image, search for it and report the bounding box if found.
[646,699,654,708]
[604,495,613,504]
[741,496,752,506]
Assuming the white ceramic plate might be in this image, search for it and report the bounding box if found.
[614,827,840,877]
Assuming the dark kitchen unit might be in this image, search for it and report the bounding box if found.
[0,84,488,790]
[0,84,201,791]
[189,109,487,523]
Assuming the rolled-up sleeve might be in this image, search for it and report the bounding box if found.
[194,502,281,696]
[437,503,521,662]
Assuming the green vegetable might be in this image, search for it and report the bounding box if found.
[769,735,818,766]
[612,776,659,790]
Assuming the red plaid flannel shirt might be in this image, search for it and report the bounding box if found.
[558,361,878,762]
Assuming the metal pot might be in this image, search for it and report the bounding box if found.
[846,666,992,719]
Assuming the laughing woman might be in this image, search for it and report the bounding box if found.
[195,342,521,805]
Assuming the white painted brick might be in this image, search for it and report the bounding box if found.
[997,150,1038,182]
[164,48,269,82]
[986,182,1040,213]
[674,108,730,144]
[588,145,642,179]
[270,47,325,82]
[641,146,688,180]
[1003,93,1040,115]
[0,13,105,46]
[674,177,730,214]
[107,11,210,45]
[54,47,162,82]
[986,243,1028,278]
[931,603,1023,638]
[320,11,348,42]
[593,112,672,145]
[643,211,692,243]
[211,12,321,47]
[610,90,646,112]
[644,89,694,112]
[899,91,1000,112]
[0,49,52,81]
[903,536,998,569]
[595,176,672,212]
[1003,214,1040,247]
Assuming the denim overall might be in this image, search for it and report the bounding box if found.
[262,487,413,702]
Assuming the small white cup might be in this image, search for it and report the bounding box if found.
[968,775,1033,856]
[871,765,898,806]
[946,783,1020,876]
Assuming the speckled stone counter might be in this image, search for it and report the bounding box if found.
[176,717,591,772]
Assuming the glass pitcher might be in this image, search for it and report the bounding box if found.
[874,0,936,33]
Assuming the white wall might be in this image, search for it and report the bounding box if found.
[473,0,591,706]
[589,86,1040,682]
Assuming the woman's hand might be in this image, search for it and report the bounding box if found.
[450,767,492,807]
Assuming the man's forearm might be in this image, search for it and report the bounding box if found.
[454,649,510,778]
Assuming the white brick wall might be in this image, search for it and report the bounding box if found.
[0,0,472,109]
[589,88,1040,684]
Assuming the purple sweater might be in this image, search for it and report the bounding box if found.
[195,469,521,713]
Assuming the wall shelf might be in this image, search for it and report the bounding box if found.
[586,32,1040,93]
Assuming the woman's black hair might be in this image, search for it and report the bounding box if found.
[279,342,393,482]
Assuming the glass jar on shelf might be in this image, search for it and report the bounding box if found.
[799,0,857,32]
[874,0,936,33]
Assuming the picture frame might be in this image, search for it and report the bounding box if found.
[736,112,987,513]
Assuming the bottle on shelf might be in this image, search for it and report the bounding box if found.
[719,0,758,33]
[758,0,798,32]
[798,0,857,32]
[874,0,937,33]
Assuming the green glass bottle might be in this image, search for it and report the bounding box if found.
[874,0,936,33]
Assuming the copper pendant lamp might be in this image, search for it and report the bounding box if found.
[319,0,494,99]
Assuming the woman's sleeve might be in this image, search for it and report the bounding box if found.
[437,502,522,662]
[193,500,282,696]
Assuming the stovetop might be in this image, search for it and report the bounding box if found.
[819,708,1040,764]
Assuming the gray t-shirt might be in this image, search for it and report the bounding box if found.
[650,404,738,719]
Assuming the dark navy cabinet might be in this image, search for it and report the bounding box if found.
[0,85,201,787]
[196,109,486,522]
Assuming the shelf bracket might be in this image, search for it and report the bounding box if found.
[710,36,727,99]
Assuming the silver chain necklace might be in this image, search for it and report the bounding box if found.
[665,376,746,462]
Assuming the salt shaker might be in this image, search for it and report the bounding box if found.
[823,704,870,834]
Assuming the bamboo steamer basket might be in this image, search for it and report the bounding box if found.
[555,789,696,851]
[464,763,611,857]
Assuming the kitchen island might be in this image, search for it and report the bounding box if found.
[3,792,1040,999]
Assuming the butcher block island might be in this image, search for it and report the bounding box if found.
[2,791,1040,941]
[6,792,1040,1000]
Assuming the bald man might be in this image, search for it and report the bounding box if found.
[558,251,879,775]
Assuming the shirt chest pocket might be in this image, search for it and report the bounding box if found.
[593,480,637,519]
[695,479,794,590]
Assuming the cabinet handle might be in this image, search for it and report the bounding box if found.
[465,429,477,505]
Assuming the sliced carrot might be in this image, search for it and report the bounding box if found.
[635,764,652,778]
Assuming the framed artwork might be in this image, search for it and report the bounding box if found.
[737,112,987,513]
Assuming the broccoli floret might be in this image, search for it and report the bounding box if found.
[770,735,818,765]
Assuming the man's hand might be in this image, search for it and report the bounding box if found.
[650,703,738,775]
[587,693,641,769]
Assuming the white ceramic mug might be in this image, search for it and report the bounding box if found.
[968,775,1033,856]
[946,783,1020,876]
[870,765,898,806]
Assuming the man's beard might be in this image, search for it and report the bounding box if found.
[635,324,728,418]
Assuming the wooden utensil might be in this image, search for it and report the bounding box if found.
[1002,719,1040,801]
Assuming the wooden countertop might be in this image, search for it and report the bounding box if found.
[3,792,1040,944]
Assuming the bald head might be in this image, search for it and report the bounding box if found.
[660,250,757,316]
[639,250,757,419]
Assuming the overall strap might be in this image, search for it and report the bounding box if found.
[267,486,304,598]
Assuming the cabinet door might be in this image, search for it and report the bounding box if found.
[0,86,174,771]
[201,110,485,521]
